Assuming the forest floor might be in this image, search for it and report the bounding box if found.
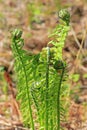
[0,0,87,130]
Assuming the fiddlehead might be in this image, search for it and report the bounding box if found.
[48,9,70,130]
[59,9,70,25]
[11,29,35,129]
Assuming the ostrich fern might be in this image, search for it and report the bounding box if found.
[11,9,70,130]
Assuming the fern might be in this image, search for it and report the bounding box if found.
[11,9,70,130]
[11,30,35,129]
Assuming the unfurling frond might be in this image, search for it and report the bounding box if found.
[11,9,70,130]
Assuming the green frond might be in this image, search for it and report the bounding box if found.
[11,9,70,130]
[11,29,36,129]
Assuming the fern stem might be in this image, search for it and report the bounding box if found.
[45,47,50,130]
[15,43,35,130]
[57,66,65,130]
[50,95,53,130]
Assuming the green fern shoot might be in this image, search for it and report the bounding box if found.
[11,9,70,130]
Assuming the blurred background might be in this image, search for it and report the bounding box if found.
[0,0,87,129]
